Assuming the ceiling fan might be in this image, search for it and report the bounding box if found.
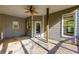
[24,6,38,15]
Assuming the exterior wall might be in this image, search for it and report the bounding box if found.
[25,16,32,37]
[25,16,43,37]
[44,6,79,41]
[25,6,79,41]
[0,14,25,39]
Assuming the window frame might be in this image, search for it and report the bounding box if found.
[62,13,75,38]
[12,21,19,30]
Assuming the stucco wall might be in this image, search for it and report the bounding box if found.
[0,14,25,39]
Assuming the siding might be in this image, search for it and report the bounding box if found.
[48,13,63,40]
[45,6,79,41]
[0,14,25,39]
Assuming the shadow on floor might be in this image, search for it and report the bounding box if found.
[38,38,47,43]
[0,36,79,54]
[36,37,79,54]
[30,38,49,52]
[0,40,8,54]
[49,41,79,53]
[8,50,13,54]
[76,37,79,53]
[19,40,29,54]
[29,42,36,53]
[48,39,69,54]
[77,45,79,53]
[0,37,27,54]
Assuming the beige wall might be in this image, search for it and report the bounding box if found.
[0,14,25,39]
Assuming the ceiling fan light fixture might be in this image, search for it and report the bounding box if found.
[24,5,38,15]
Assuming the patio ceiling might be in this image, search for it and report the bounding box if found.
[0,5,76,18]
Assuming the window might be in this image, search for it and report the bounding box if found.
[62,14,75,37]
[12,21,19,30]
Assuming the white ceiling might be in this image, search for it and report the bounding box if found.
[0,5,76,18]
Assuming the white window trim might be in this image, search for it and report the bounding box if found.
[62,13,75,38]
[74,9,78,43]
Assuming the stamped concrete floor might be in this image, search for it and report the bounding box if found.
[0,36,79,54]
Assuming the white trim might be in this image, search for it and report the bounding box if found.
[62,13,75,38]
[1,32,3,40]
[31,16,33,37]
[42,15,45,38]
[74,9,78,43]
[35,21,41,38]
[62,15,64,37]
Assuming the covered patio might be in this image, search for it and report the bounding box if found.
[0,36,79,54]
[0,5,79,54]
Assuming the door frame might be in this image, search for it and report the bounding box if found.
[34,21,42,38]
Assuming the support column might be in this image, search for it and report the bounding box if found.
[45,8,49,42]
[31,15,33,37]
[42,15,44,39]
[1,32,3,40]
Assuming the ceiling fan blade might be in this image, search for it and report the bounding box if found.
[24,11,30,13]
[24,8,27,9]
[24,8,29,10]
[32,10,38,14]
[31,7,36,10]
[24,5,38,15]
